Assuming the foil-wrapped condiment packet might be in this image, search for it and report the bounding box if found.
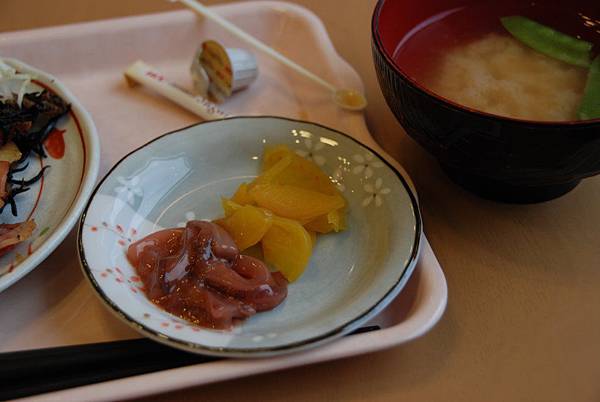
[192,40,259,102]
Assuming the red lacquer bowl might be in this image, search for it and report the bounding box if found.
[372,0,600,203]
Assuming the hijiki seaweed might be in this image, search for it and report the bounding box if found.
[0,60,70,256]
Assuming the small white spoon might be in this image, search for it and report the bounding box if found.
[173,0,368,111]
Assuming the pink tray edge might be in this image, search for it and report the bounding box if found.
[21,238,446,402]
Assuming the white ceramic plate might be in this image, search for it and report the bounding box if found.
[0,58,100,292]
[78,117,421,357]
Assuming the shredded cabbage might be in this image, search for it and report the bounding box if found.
[0,60,37,107]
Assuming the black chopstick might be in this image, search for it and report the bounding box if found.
[0,325,380,400]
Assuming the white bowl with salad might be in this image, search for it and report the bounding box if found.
[0,58,99,291]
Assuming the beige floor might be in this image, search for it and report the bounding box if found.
[2,1,600,401]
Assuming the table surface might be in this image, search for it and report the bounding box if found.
[2,1,600,401]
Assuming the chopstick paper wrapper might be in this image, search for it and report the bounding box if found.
[124,60,228,120]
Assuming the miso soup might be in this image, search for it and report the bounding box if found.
[393,2,600,121]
